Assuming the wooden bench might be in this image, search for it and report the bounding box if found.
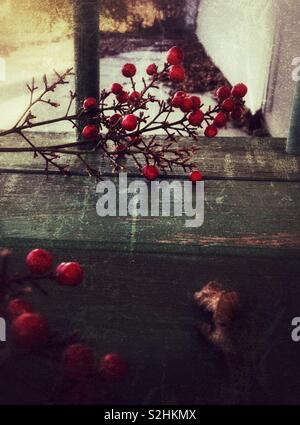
[1,134,300,404]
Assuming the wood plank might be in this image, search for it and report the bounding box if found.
[1,173,300,257]
[1,133,300,180]
[0,246,300,404]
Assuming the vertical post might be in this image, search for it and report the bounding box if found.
[74,0,100,140]
[287,79,300,155]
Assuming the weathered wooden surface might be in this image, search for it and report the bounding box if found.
[0,174,300,257]
[0,135,300,404]
[1,133,300,180]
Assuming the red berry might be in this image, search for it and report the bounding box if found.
[204,125,218,138]
[121,114,138,131]
[213,112,227,128]
[142,165,159,181]
[115,144,127,156]
[189,170,204,182]
[109,113,122,127]
[170,91,186,108]
[188,110,204,127]
[129,91,141,103]
[166,46,184,65]
[231,83,248,98]
[216,86,231,101]
[169,65,186,83]
[56,262,84,287]
[11,313,49,350]
[83,97,97,110]
[221,98,235,112]
[99,353,128,381]
[82,124,99,140]
[116,91,129,104]
[122,63,136,78]
[7,299,33,320]
[146,63,158,76]
[180,96,193,113]
[111,83,123,95]
[190,95,201,111]
[230,108,243,121]
[26,248,53,275]
[63,344,95,379]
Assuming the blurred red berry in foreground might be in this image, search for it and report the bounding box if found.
[99,353,129,381]
[26,248,53,275]
[56,262,84,287]
[221,98,235,112]
[111,83,123,95]
[214,112,227,128]
[12,312,49,350]
[7,298,33,320]
[63,344,95,379]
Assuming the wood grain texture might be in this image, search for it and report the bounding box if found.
[1,133,300,180]
[0,173,300,257]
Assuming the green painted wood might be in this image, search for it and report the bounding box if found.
[0,173,300,258]
[0,245,300,404]
[1,134,300,181]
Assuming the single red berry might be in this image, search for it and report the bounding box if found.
[63,344,95,379]
[116,91,129,104]
[190,95,201,111]
[115,144,127,156]
[166,46,184,65]
[121,114,138,131]
[83,97,97,110]
[231,83,248,98]
[56,262,84,287]
[129,91,141,103]
[170,91,186,108]
[188,110,205,127]
[221,98,235,112]
[230,108,243,121]
[204,125,218,138]
[98,353,128,381]
[142,165,159,181]
[216,86,231,101]
[213,112,227,128]
[7,298,33,320]
[111,83,123,95]
[146,63,158,76]
[122,63,136,78]
[189,170,204,182]
[82,124,99,140]
[109,113,122,127]
[180,96,193,113]
[11,312,49,350]
[26,248,53,275]
[169,65,186,83]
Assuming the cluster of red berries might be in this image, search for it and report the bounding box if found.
[63,345,128,382]
[5,249,84,350]
[79,46,248,183]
